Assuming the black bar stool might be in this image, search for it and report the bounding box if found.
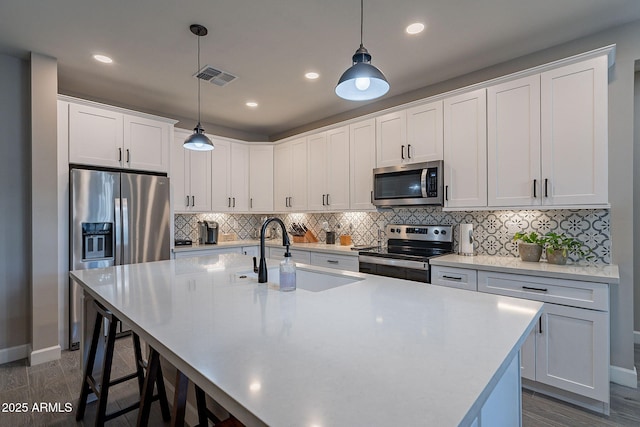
[76,300,171,427]
[172,370,244,427]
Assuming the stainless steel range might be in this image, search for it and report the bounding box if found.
[358,224,453,283]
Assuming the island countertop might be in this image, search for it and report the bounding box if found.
[70,253,542,427]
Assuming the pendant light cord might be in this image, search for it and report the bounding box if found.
[197,32,201,125]
[360,0,364,48]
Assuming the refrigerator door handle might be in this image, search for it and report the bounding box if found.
[115,198,122,265]
[122,197,130,265]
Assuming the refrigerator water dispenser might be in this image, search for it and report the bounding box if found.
[82,222,113,260]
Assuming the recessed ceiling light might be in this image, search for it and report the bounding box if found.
[406,23,425,35]
[93,54,113,64]
[305,72,320,80]
[246,101,258,108]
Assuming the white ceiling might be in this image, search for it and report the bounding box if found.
[1,0,639,138]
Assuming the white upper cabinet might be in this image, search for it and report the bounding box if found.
[123,114,170,172]
[376,100,443,168]
[211,139,231,212]
[211,139,250,212]
[540,55,608,206]
[274,137,307,211]
[307,126,350,211]
[230,143,250,211]
[443,88,487,208]
[376,111,406,167]
[487,55,609,208]
[487,75,541,207]
[349,118,376,210]
[249,145,274,212]
[406,101,444,163]
[172,129,211,212]
[69,103,123,168]
[68,101,172,172]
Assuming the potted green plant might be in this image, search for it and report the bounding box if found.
[512,232,544,262]
[542,232,593,265]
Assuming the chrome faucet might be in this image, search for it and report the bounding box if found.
[256,217,291,283]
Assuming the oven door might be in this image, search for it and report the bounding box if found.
[359,256,430,283]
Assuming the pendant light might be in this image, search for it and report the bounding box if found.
[335,0,389,101]
[184,24,214,151]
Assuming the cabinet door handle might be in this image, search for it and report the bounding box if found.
[544,179,549,197]
[191,196,195,207]
[445,185,449,201]
[250,198,253,209]
[442,275,462,281]
[186,196,190,207]
[288,197,292,207]
[232,197,236,208]
[539,317,543,334]
[326,193,330,205]
[126,149,130,163]
[322,194,326,206]
[522,285,548,293]
[370,190,373,204]
[327,260,339,264]
[118,147,122,162]
[228,197,231,208]
[401,145,405,160]
[407,144,412,159]
[533,179,537,198]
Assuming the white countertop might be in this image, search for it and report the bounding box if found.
[173,239,360,256]
[430,254,620,284]
[70,253,542,427]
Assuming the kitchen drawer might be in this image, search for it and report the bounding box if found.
[268,247,311,265]
[430,266,477,291]
[310,252,359,272]
[477,271,609,311]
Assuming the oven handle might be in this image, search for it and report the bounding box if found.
[358,255,429,271]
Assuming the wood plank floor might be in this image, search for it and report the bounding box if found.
[1,341,639,426]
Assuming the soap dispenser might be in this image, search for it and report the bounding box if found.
[279,247,296,292]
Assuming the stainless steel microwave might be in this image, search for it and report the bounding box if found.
[372,160,444,207]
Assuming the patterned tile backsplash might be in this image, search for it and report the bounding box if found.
[175,208,611,264]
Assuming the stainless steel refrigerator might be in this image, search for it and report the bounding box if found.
[69,167,170,349]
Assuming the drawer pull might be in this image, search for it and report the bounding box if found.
[327,260,339,264]
[522,285,548,293]
[442,275,462,281]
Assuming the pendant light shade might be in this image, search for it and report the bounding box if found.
[335,0,389,101]
[184,24,214,151]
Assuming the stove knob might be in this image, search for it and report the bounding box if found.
[441,230,447,235]
[434,230,439,235]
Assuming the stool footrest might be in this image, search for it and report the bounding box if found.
[110,371,139,387]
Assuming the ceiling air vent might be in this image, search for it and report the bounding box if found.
[193,65,237,87]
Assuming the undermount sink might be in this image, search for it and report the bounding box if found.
[236,267,363,292]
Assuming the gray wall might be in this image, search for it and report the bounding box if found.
[634,70,640,332]
[0,53,30,352]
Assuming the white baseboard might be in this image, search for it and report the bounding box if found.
[634,330,640,344]
[610,364,638,388]
[0,344,29,365]
[28,344,61,366]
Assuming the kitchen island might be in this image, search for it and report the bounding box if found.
[70,253,542,427]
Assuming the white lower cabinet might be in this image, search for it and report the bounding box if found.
[309,252,358,272]
[476,270,610,409]
[430,266,477,290]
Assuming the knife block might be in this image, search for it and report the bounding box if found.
[292,230,318,243]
